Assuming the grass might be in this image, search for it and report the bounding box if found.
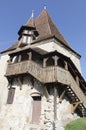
[65,118,86,130]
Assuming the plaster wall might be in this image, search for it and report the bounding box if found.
[0,55,9,106]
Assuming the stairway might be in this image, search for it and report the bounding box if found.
[66,86,86,116]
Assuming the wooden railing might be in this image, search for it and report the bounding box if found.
[6,60,69,83]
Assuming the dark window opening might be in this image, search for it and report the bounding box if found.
[21,53,29,61]
[58,58,65,68]
[46,57,54,67]
[7,88,15,104]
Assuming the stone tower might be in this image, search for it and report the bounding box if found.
[0,9,86,130]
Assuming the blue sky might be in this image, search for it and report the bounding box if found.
[0,0,86,80]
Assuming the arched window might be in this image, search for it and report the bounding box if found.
[46,57,54,67]
[58,58,65,68]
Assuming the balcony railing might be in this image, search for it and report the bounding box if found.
[6,60,68,84]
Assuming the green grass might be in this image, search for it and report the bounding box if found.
[65,118,86,130]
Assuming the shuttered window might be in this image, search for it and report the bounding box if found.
[7,88,15,104]
[32,96,41,124]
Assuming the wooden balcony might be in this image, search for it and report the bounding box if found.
[6,60,86,108]
[6,60,69,84]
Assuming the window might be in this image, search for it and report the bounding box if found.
[46,57,54,66]
[7,88,15,104]
[32,96,41,124]
[21,53,29,61]
[58,58,65,68]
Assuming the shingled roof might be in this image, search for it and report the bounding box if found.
[26,16,35,28]
[2,9,71,54]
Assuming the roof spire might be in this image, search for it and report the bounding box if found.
[31,10,34,18]
[44,4,47,10]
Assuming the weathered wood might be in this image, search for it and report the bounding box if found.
[44,85,49,100]
[43,58,48,67]
[71,101,81,113]
[28,52,32,60]
[52,55,59,66]
[59,90,65,102]
[18,77,23,90]
[64,61,68,70]
[18,55,22,62]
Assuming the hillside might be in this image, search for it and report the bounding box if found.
[65,118,86,130]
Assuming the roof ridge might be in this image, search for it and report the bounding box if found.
[45,10,52,35]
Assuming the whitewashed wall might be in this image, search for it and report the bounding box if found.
[37,39,82,73]
[0,55,9,106]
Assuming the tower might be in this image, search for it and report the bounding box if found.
[0,9,86,130]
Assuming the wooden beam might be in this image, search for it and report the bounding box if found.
[76,76,79,86]
[52,55,59,66]
[18,77,23,90]
[28,52,32,60]
[64,61,68,70]
[44,85,49,100]
[18,55,22,62]
[43,58,48,67]
[59,90,65,102]
[71,101,81,114]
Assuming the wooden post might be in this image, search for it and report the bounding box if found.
[64,61,68,70]
[18,55,22,62]
[59,90,65,103]
[28,52,32,60]
[52,56,59,66]
[18,77,23,90]
[43,58,48,67]
[71,101,80,114]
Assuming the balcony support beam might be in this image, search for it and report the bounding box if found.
[71,101,80,114]
[59,90,65,103]
[18,77,23,90]
[44,85,49,101]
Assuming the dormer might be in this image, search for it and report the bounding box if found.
[18,11,39,45]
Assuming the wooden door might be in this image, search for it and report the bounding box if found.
[32,96,41,124]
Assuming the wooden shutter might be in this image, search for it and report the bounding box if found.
[7,88,15,104]
[32,96,41,124]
